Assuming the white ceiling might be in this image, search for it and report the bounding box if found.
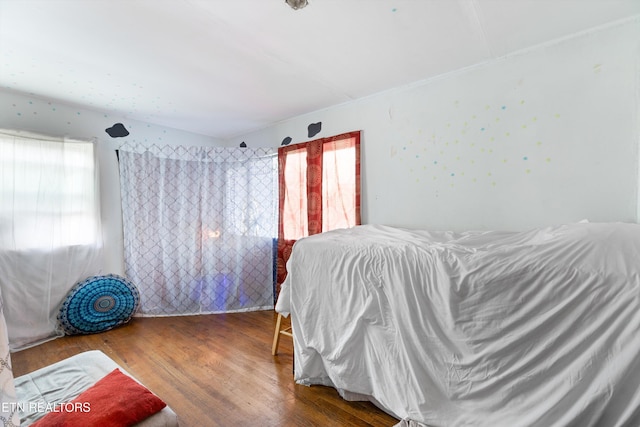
[1,0,639,140]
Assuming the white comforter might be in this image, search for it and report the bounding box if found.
[276,222,640,427]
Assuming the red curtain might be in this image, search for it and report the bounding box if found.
[276,131,361,294]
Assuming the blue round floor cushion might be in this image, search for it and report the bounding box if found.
[58,274,140,335]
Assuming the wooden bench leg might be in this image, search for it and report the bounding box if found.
[272,313,293,355]
[272,313,284,355]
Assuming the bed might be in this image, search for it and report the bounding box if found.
[275,222,640,427]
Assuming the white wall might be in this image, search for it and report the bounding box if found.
[228,17,640,232]
[0,90,222,275]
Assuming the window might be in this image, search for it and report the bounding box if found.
[222,153,278,239]
[280,135,359,239]
[276,131,361,289]
[0,130,99,250]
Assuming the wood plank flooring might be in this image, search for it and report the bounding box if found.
[12,310,399,427]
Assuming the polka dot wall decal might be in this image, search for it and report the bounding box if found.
[391,94,555,191]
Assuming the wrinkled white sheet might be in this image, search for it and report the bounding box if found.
[276,222,640,427]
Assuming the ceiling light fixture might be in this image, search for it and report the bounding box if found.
[285,0,308,10]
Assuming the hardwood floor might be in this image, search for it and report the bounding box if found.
[12,310,399,427]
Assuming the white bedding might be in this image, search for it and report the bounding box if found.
[276,222,640,427]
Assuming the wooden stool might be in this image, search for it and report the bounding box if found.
[271,313,292,355]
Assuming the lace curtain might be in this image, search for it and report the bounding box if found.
[0,129,102,350]
[118,145,277,316]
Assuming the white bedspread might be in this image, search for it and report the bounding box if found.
[276,222,640,427]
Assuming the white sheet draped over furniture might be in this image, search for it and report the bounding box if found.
[0,294,20,426]
[277,222,640,426]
